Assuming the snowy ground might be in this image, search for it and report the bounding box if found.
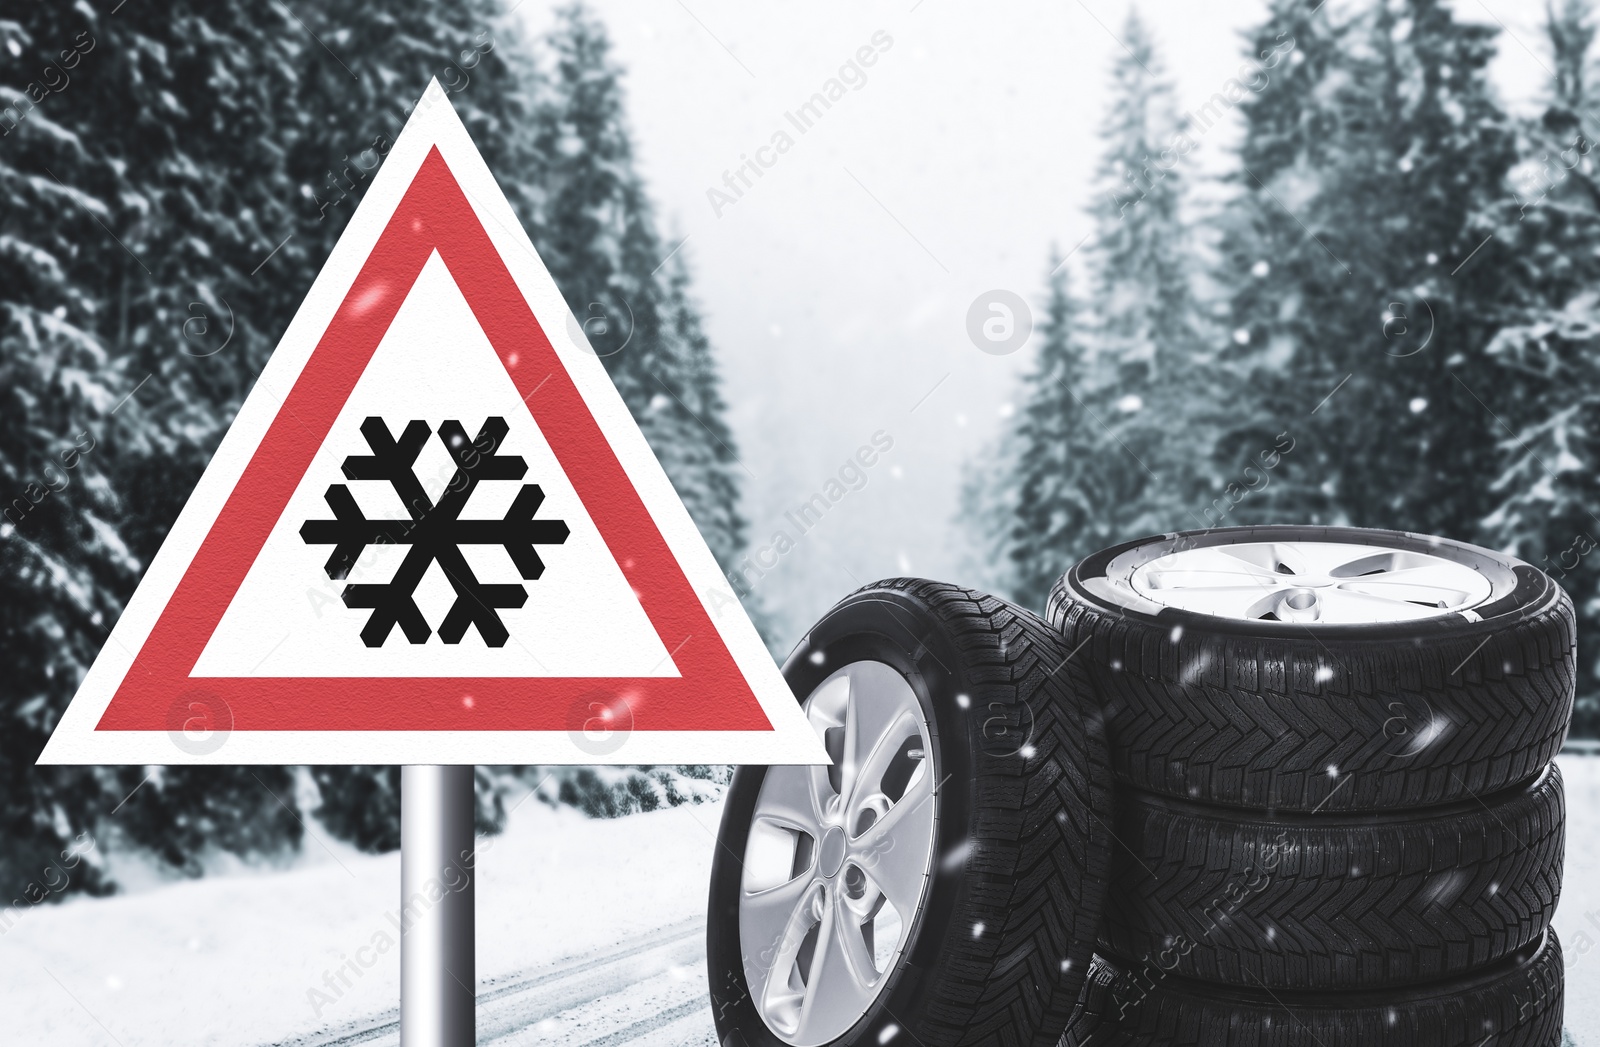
[1553,754,1600,1042]
[5,757,1600,1045]
[1,789,729,1046]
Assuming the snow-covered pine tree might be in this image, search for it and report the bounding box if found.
[533,4,746,573]
[1077,10,1216,540]
[0,0,325,895]
[1230,0,1350,187]
[1477,0,1600,734]
[971,12,1219,610]
[954,436,1020,600]
[506,763,729,819]
[969,13,1223,614]
[499,6,756,809]
[286,0,546,249]
[1223,0,1521,540]
[0,6,125,900]
[532,4,667,411]
[1360,0,1521,538]
[1547,0,1597,108]
[1004,257,1106,611]
[1214,0,1355,522]
[659,248,747,571]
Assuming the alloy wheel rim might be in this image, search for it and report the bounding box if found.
[738,660,937,1046]
[1122,540,1496,624]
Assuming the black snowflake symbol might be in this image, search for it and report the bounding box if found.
[299,416,569,647]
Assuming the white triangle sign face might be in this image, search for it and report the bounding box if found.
[39,81,826,766]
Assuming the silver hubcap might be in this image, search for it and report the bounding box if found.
[739,661,937,1046]
[1127,540,1495,623]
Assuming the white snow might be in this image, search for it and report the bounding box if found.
[1554,753,1600,1041]
[0,792,727,1046]
[6,757,1600,1044]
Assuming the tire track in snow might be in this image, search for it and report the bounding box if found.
[270,916,714,1047]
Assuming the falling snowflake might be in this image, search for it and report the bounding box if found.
[300,416,569,647]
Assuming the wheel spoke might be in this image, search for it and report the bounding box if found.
[754,762,828,834]
[1275,541,1363,576]
[1142,569,1285,590]
[1333,563,1481,608]
[1153,545,1283,578]
[1215,542,1307,575]
[741,874,818,1020]
[1335,578,1471,608]
[850,708,920,814]
[831,894,883,983]
[835,666,863,805]
[1314,587,1447,622]
[854,771,934,918]
[1131,585,1290,619]
[838,662,914,805]
[1366,563,1483,589]
[796,893,878,1044]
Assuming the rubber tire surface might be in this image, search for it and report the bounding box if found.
[1047,525,1575,812]
[1099,764,1564,991]
[1062,931,1564,1047]
[707,579,1113,1047]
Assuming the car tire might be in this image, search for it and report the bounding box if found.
[1098,764,1564,990]
[1062,931,1564,1047]
[1046,525,1575,812]
[706,579,1113,1047]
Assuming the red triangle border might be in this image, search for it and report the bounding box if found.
[97,149,773,734]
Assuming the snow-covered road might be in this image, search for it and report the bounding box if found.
[2,791,730,1046]
[272,917,715,1047]
[6,756,1600,1045]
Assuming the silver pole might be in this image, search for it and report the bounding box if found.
[400,765,475,1046]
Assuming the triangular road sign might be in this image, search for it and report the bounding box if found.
[39,81,825,767]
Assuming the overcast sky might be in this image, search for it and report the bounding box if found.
[519,0,1558,641]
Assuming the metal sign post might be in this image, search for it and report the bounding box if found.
[400,765,475,1046]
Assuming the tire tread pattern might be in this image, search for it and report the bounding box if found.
[1098,767,1565,990]
[1045,577,1575,812]
[844,579,1114,1047]
[1062,932,1565,1046]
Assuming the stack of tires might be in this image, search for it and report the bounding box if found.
[706,526,1575,1047]
[1052,527,1573,1046]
